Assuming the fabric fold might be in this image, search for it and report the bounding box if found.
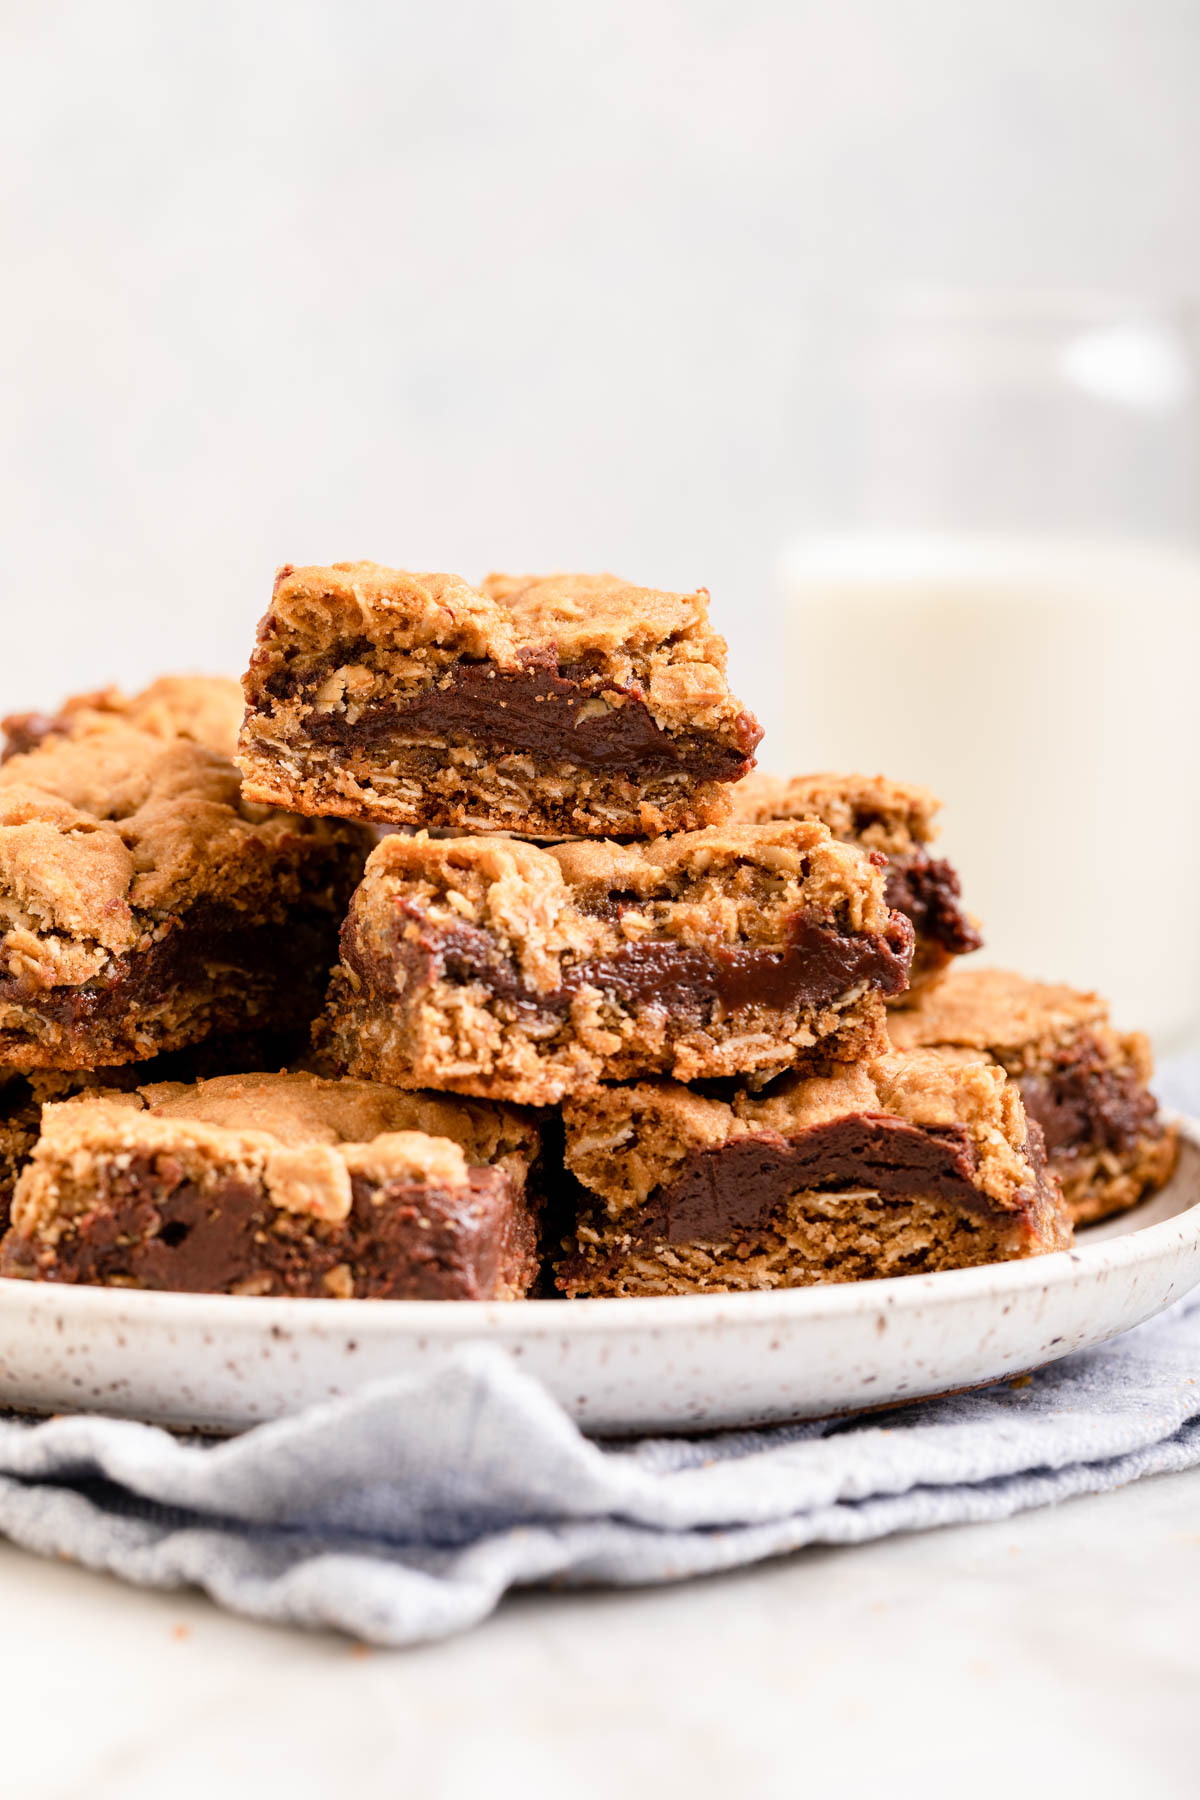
[0,1295,1197,1646]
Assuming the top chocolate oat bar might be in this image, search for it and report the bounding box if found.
[236,564,763,837]
[732,771,981,999]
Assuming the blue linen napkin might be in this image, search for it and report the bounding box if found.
[0,1067,1196,1646]
[1,1300,1199,1646]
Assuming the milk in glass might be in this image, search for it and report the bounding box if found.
[775,531,1200,1043]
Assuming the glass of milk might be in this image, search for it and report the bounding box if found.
[775,293,1200,1044]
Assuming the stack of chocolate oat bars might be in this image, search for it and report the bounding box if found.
[0,566,1178,1299]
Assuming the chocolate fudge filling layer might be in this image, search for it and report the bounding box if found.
[563,1114,1054,1273]
[0,911,338,1063]
[1,1157,532,1300]
[282,647,763,781]
[0,1084,40,1232]
[1017,1035,1160,1160]
[884,853,982,957]
[636,1116,988,1245]
[350,901,914,1020]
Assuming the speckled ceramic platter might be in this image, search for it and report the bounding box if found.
[1,1116,1197,1437]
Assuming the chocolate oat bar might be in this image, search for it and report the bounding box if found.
[0,1029,306,1234]
[315,821,914,1105]
[0,720,368,1072]
[236,563,763,837]
[556,1050,1070,1297]
[732,772,980,1000]
[1,1072,541,1299]
[889,968,1178,1225]
[2,674,245,762]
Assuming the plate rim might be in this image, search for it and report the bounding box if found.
[0,1114,1196,1342]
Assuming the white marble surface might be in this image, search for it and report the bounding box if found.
[3,1466,1198,1800]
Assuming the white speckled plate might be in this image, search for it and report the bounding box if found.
[1,1116,1198,1437]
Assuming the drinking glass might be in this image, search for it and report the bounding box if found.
[775,291,1200,1043]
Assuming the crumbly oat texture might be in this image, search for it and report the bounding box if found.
[732,770,981,999]
[890,968,1177,1225]
[315,820,914,1105]
[733,771,941,858]
[556,1048,1071,1297]
[2,1072,540,1299]
[2,675,246,762]
[236,562,763,837]
[0,721,367,1072]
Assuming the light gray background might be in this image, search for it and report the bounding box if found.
[3,16,1200,1778]
[3,0,1199,730]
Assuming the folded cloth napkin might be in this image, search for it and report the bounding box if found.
[1,1298,1199,1647]
[0,1065,1196,1648]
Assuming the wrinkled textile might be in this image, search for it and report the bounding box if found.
[0,1086,1196,1645]
[0,1303,1198,1645]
